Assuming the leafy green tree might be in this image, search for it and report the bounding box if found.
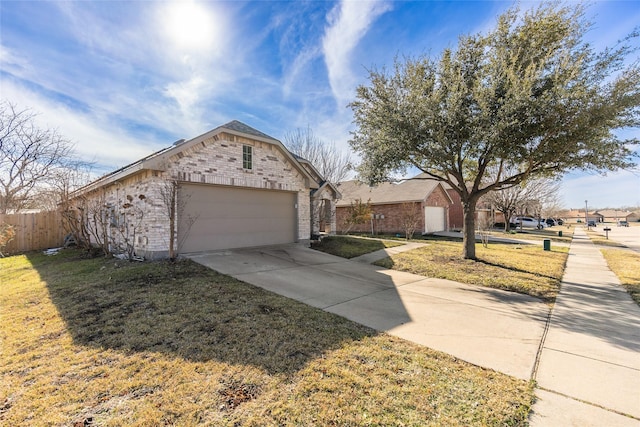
[349,3,639,259]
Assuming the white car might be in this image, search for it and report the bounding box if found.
[514,217,547,229]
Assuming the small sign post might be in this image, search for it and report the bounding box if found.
[603,227,611,239]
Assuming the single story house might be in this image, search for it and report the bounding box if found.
[70,120,339,259]
[336,175,454,235]
[559,209,604,223]
[594,209,635,223]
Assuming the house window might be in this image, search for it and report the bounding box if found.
[243,145,253,170]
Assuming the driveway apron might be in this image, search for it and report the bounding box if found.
[186,242,549,380]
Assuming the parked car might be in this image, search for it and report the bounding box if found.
[617,220,629,227]
[514,217,547,229]
[587,220,597,227]
[556,218,564,226]
[544,218,557,227]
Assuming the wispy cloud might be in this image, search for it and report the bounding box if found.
[2,80,166,173]
[322,0,392,107]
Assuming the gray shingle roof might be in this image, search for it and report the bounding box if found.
[336,175,442,206]
[221,120,277,141]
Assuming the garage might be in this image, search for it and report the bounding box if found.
[424,206,446,233]
[178,184,297,253]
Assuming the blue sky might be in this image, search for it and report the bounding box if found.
[1,0,639,209]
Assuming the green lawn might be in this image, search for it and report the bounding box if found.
[311,235,403,258]
[0,250,534,426]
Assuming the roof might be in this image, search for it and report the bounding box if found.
[595,209,633,217]
[336,174,451,207]
[74,120,316,195]
[218,120,277,141]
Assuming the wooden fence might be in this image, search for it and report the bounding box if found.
[0,211,66,254]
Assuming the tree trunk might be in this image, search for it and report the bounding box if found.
[504,208,514,232]
[462,198,478,260]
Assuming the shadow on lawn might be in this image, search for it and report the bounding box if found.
[30,251,374,375]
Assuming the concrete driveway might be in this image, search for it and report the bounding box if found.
[186,242,550,380]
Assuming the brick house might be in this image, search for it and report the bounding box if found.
[70,121,339,259]
[336,175,454,235]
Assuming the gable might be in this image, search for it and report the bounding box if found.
[164,132,310,192]
[74,120,318,195]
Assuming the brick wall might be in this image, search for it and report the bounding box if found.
[77,172,170,259]
[447,189,464,230]
[164,132,311,241]
[336,202,424,236]
[78,132,314,258]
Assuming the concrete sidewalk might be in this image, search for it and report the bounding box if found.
[530,227,640,426]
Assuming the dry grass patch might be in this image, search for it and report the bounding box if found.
[601,249,640,306]
[375,240,567,302]
[488,226,574,243]
[0,249,534,426]
[311,235,403,258]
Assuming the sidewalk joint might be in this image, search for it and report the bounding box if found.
[537,387,640,422]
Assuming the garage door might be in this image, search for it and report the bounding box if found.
[178,184,297,253]
[424,206,446,233]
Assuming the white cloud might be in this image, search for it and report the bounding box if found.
[49,1,237,136]
[322,0,392,106]
[1,80,165,172]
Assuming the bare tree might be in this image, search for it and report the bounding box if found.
[0,102,78,213]
[399,202,421,240]
[113,194,147,261]
[159,179,198,260]
[340,198,372,234]
[81,190,112,256]
[486,173,561,231]
[35,160,93,212]
[284,127,352,184]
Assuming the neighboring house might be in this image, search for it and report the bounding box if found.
[336,174,453,235]
[559,209,604,223]
[628,211,640,222]
[595,209,635,223]
[71,120,338,259]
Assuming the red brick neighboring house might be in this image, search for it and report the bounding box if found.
[336,175,454,235]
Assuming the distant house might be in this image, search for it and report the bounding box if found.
[70,121,338,259]
[595,209,635,223]
[335,175,454,235]
[559,209,604,223]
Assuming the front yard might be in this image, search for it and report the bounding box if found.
[314,235,568,302]
[0,250,533,426]
[601,249,640,306]
[375,240,567,302]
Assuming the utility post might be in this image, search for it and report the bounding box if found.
[585,200,589,229]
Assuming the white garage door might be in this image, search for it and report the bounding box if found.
[424,206,446,233]
[178,184,297,253]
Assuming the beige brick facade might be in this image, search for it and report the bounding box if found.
[74,123,323,259]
